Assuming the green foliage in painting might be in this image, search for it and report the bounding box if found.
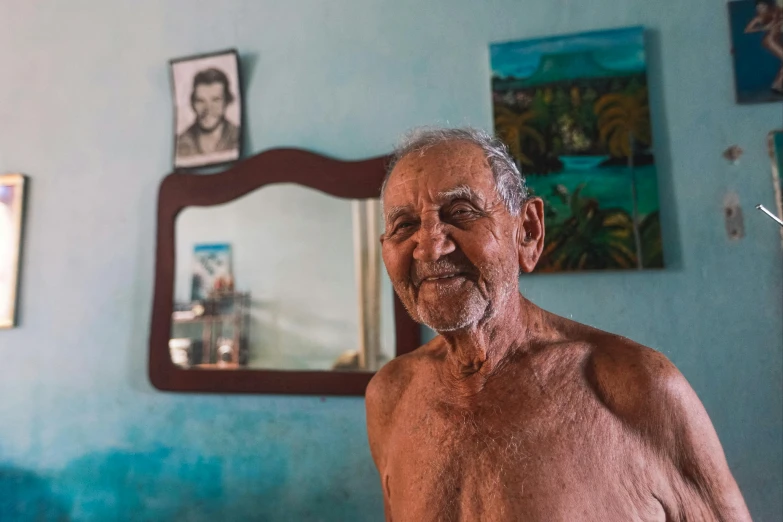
[490,27,663,272]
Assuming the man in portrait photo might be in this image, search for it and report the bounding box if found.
[175,67,240,164]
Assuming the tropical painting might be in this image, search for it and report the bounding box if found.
[491,26,663,272]
[191,243,233,301]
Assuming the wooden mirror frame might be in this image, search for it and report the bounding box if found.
[149,148,421,395]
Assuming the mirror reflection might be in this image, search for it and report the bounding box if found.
[171,183,395,372]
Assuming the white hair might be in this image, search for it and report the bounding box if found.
[382,126,528,215]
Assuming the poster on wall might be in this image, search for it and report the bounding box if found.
[191,243,233,301]
[0,174,26,328]
[491,26,663,272]
[769,130,783,244]
[728,0,783,104]
[170,49,243,169]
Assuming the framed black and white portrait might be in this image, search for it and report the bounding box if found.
[170,49,243,169]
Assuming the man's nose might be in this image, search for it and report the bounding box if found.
[413,222,455,262]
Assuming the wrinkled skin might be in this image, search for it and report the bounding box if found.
[366,141,751,521]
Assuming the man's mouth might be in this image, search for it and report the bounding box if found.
[417,272,466,286]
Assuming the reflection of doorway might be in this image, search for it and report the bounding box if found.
[352,199,382,371]
[0,199,13,322]
[0,175,24,329]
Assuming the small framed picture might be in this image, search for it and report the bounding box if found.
[192,243,233,301]
[0,174,27,328]
[170,49,243,169]
[728,0,783,104]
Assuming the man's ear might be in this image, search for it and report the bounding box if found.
[517,197,545,273]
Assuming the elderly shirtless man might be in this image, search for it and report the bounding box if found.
[365,128,751,521]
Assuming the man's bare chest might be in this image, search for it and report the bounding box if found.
[383,381,663,521]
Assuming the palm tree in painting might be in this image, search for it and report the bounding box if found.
[639,210,663,267]
[494,105,545,167]
[539,185,637,271]
[594,87,651,269]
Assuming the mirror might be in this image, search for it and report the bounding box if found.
[149,148,420,395]
[171,185,395,372]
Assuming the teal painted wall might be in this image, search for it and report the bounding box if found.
[0,0,780,520]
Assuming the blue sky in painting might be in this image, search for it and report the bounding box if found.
[490,26,646,79]
[194,243,231,253]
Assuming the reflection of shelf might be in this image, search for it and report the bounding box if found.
[170,292,250,367]
[172,314,236,324]
[192,362,240,370]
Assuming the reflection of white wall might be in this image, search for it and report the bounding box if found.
[175,183,395,370]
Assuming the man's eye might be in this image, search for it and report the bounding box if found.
[451,206,474,217]
[392,222,415,235]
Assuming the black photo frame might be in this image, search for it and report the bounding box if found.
[169,49,244,170]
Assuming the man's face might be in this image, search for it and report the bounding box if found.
[192,82,227,132]
[380,141,524,332]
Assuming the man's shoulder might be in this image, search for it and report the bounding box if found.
[366,339,443,416]
[365,340,441,467]
[367,340,437,402]
[582,330,694,441]
[544,316,677,388]
[587,332,678,392]
[221,119,240,148]
[577,326,750,519]
[225,119,240,138]
[176,124,199,157]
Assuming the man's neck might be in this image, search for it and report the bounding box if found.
[438,294,542,392]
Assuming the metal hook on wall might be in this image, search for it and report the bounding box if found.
[756,204,783,227]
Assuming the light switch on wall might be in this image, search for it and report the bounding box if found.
[723,191,744,241]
